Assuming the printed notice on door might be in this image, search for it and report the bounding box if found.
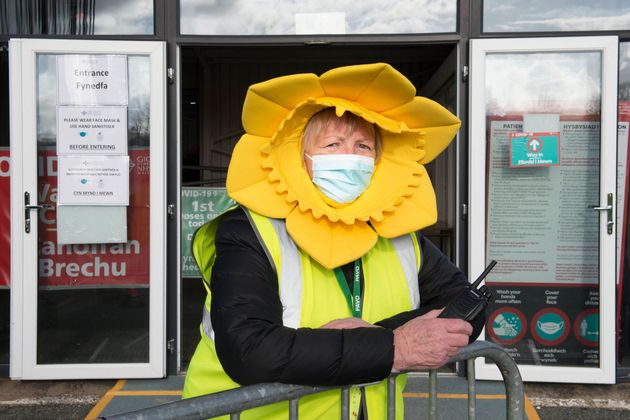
[57,106,128,155]
[57,156,129,206]
[57,55,128,105]
[486,119,599,285]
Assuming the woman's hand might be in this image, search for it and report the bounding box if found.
[392,309,472,371]
[320,318,378,329]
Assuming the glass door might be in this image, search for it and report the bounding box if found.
[10,39,166,379]
[469,37,618,383]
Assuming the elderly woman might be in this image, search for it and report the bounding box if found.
[183,63,483,419]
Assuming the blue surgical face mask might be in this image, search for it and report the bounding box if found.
[306,153,375,204]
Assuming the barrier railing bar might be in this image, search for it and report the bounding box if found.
[289,398,298,419]
[104,341,523,420]
[467,358,476,420]
[387,374,397,420]
[428,369,438,419]
[340,386,350,420]
[450,341,524,420]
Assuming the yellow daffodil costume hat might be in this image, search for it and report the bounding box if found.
[227,63,461,269]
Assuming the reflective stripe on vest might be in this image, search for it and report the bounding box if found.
[267,217,303,329]
[390,235,421,310]
[202,302,214,340]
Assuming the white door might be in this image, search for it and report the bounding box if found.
[469,36,618,383]
[10,39,166,379]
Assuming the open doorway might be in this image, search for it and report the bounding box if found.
[179,44,459,368]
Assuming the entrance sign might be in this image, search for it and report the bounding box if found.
[509,132,560,167]
[57,106,128,155]
[57,156,130,205]
[470,36,618,384]
[56,55,128,105]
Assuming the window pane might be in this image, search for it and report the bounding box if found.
[483,0,630,32]
[0,0,153,35]
[179,0,457,35]
[484,52,603,367]
[36,54,151,364]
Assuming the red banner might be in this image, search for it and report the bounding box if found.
[0,148,151,288]
[0,148,9,289]
[37,147,150,288]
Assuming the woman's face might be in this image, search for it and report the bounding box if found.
[303,119,376,179]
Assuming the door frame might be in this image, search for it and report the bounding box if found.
[10,38,167,379]
[469,36,619,383]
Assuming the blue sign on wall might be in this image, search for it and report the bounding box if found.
[509,132,560,168]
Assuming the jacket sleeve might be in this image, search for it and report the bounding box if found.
[375,233,485,342]
[210,208,394,386]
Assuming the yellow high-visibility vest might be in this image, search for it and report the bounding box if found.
[183,208,421,420]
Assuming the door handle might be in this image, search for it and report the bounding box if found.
[590,192,614,235]
[24,191,53,234]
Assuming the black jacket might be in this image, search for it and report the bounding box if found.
[210,208,483,386]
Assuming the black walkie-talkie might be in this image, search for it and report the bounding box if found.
[438,260,496,321]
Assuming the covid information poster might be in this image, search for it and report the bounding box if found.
[181,187,234,278]
[483,114,628,367]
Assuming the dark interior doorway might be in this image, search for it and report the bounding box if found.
[179,43,459,369]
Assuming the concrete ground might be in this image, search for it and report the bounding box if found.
[0,376,629,419]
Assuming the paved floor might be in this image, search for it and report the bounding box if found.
[84,374,539,419]
[2,375,630,419]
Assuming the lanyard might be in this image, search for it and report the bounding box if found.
[333,260,362,318]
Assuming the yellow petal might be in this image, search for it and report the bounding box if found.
[383,96,460,128]
[370,166,438,238]
[227,134,294,218]
[229,180,295,219]
[242,74,325,137]
[241,90,290,137]
[320,63,415,112]
[419,125,461,164]
[383,97,461,163]
[226,134,270,191]
[286,208,378,269]
[250,73,324,110]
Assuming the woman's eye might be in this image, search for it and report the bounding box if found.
[358,143,373,151]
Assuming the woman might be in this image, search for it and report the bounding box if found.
[183,63,483,419]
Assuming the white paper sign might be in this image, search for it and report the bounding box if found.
[57,106,128,155]
[57,55,128,105]
[295,12,346,34]
[58,156,130,205]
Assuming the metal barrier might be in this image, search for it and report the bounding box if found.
[105,341,524,420]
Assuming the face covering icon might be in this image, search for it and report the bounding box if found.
[307,154,375,204]
[537,320,563,335]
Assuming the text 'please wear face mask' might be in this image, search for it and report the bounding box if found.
[306,154,375,204]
